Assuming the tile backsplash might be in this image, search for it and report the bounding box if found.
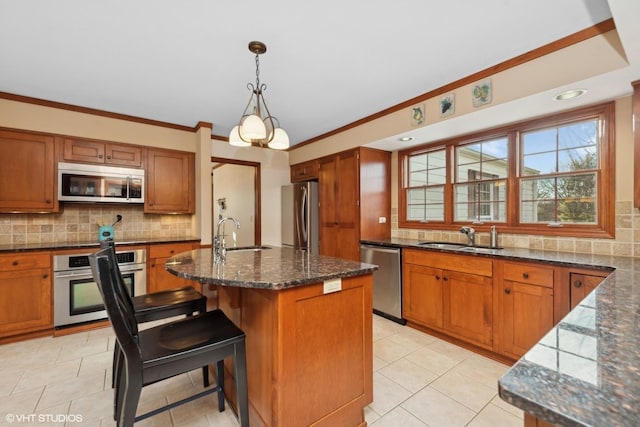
[0,205,194,245]
[392,200,640,258]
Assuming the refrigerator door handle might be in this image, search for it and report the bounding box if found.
[300,186,308,244]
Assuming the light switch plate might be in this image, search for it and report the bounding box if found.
[323,278,342,294]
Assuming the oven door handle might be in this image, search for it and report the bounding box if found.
[119,266,145,273]
[55,266,145,278]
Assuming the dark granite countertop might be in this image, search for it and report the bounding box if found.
[165,246,378,290]
[362,237,640,426]
[0,236,201,253]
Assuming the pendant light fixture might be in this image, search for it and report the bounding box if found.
[229,41,289,150]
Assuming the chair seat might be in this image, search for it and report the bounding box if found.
[133,285,207,323]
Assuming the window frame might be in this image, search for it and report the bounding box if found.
[398,102,615,238]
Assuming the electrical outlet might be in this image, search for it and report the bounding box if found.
[323,278,342,294]
[378,216,387,224]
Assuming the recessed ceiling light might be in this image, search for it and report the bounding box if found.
[398,136,414,142]
[553,89,587,101]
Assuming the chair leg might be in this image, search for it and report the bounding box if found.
[216,360,225,412]
[119,365,142,427]
[202,365,210,388]
[111,344,121,388]
[114,355,126,421]
[234,341,249,427]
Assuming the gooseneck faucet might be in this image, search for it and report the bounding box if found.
[214,217,240,263]
[460,226,476,246]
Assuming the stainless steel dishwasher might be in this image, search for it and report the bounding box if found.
[360,243,405,324]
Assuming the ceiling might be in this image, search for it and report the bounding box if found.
[1,1,639,149]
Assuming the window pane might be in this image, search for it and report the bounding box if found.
[522,128,556,155]
[428,150,446,169]
[409,171,427,186]
[454,181,506,222]
[456,137,508,182]
[520,174,597,224]
[558,147,597,172]
[407,186,444,221]
[558,121,597,150]
[522,151,556,175]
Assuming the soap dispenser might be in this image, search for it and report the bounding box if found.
[489,226,498,248]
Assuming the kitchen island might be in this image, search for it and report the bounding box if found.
[166,247,377,427]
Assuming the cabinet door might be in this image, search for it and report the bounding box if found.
[62,138,105,163]
[318,150,360,261]
[105,143,143,167]
[0,268,52,336]
[145,149,195,213]
[148,243,197,293]
[570,273,604,309]
[290,159,318,182]
[444,270,493,348]
[402,263,443,329]
[0,130,57,212]
[502,281,554,358]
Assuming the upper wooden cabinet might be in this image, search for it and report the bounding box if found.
[59,137,143,167]
[145,148,195,214]
[290,159,318,182]
[318,147,390,261]
[0,129,58,213]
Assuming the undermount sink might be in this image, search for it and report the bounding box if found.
[417,241,503,252]
[226,245,272,252]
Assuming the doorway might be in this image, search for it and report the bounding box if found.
[211,157,261,247]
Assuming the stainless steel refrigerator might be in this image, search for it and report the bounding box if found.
[281,182,319,253]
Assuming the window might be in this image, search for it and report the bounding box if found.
[453,138,508,223]
[520,120,598,225]
[406,148,446,221]
[399,102,614,238]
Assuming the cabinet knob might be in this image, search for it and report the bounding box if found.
[98,154,103,159]
[443,276,448,282]
[107,155,112,159]
[12,260,18,266]
[46,199,51,204]
[505,288,511,294]
[435,275,440,280]
[42,274,48,279]
[522,273,529,279]
[170,250,174,254]
[574,280,583,288]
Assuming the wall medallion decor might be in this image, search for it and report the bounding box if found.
[411,103,425,126]
[472,79,492,107]
[440,93,455,117]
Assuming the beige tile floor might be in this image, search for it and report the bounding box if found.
[0,315,522,426]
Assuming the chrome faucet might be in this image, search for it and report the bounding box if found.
[214,217,240,263]
[460,226,476,246]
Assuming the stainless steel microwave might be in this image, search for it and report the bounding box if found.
[58,162,144,203]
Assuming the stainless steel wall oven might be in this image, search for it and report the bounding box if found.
[53,248,146,327]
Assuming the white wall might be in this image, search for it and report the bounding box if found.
[213,163,255,247]
[210,140,290,247]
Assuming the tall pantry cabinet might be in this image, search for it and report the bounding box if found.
[318,147,391,261]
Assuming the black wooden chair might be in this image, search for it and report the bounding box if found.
[100,241,209,388]
[90,246,249,427]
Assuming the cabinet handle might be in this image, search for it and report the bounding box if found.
[574,280,583,288]
[98,154,103,159]
[435,275,440,280]
[107,155,112,159]
[443,276,448,282]
[42,274,48,279]
[505,288,511,294]
[12,260,18,266]
[522,273,529,279]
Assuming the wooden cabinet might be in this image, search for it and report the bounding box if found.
[497,261,555,359]
[569,271,607,309]
[148,242,198,293]
[403,249,493,349]
[213,273,373,427]
[0,252,52,338]
[145,148,195,214]
[59,136,143,167]
[290,159,318,182]
[318,147,390,261]
[0,129,58,213]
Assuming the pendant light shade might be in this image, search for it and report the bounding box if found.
[228,41,289,149]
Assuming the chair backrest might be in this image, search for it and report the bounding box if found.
[89,246,141,366]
